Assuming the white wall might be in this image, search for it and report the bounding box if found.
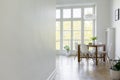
[56,0,111,43]
[110,0,120,58]
[0,0,55,80]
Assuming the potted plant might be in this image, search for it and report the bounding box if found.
[91,36,97,44]
[110,59,120,80]
[64,45,70,56]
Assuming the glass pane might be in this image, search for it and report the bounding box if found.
[56,21,60,30]
[84,21,93,31]
[63,40,71,50]
[73,21,81,30]
[56,41,60,50]
[73,8,81,18]
[56,9,60,19]
[63,31,71,40]
[56,31,60,40]
[63,9,71,18]
[84,31,92,39]
[63,21,71,30]
[73,31,81,40]
[84,21,93,44]
[84,40,90,45]
[84,8,93,16]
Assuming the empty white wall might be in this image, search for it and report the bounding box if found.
[56,0,111,43]
[0,0,55,80]
[110,0,120,58]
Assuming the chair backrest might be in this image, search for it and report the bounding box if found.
[107,43,112,52]
[97,42,104,51]
[80,44,89,54]
[107,43,112,59]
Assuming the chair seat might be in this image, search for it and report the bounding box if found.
[80,54,88,57]
[89,50,106,58]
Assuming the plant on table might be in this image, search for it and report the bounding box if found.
[91,36,97,41]
[91,36,97,44]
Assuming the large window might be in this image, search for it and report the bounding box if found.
[56,5,96,50]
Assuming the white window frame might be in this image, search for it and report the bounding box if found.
[56,5,96,51]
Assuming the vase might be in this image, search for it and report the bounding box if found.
[93,40,95,45]
[65,50,70,56]
[110,69,120,80]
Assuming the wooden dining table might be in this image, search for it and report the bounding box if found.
[78,44,106,65]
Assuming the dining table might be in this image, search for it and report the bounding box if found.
[77,44,106,65]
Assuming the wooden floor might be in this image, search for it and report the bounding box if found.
[55,55,111,80]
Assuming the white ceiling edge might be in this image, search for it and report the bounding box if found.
[56,3,96,7]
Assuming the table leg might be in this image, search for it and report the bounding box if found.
[103,54,106,62]
[78,45,80,62]
[96,47,98,65]
[103,45,106,62]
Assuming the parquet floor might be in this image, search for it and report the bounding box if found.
[55,55,111,80]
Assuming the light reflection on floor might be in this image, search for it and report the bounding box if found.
[55,55,111,80]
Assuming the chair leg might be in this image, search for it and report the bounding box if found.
[74,54,77,60]
[91,54,96,63]
[103,53,106,62]
[87,54,89,60]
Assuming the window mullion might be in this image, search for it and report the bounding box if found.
[93,6,96,37]
[71,8,73,50]
[60,8,63,50]
[81,7,84,44]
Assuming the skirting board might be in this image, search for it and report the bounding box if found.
[47,68,56,80]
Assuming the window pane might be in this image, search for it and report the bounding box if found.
[73,21,81,30]
[63,40,71,50]
[84,40,90,45]
[73,20,81,50]
[63,9,71,18]
[73,31,81,40]
[56,41,60,50]
[63,31,71,40]
[56,21,60,30]
[84,31,92,39]
[63,21,71,30]
[73,8,81,18]
[84,21,93,31]
[84,8,94,19]
[56,21,60,50]
[84,21,93,44]
[56,9,60,19]
[56,31,60,40]
[84,8,93,16]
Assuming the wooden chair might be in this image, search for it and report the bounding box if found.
[98,43,112,62]
[77,44,94,62]
[74,43,95,61]
[89,43,113,63]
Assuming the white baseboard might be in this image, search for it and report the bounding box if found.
[56,53,77,56]
[47,68,56,80]
[56,50,77,55]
